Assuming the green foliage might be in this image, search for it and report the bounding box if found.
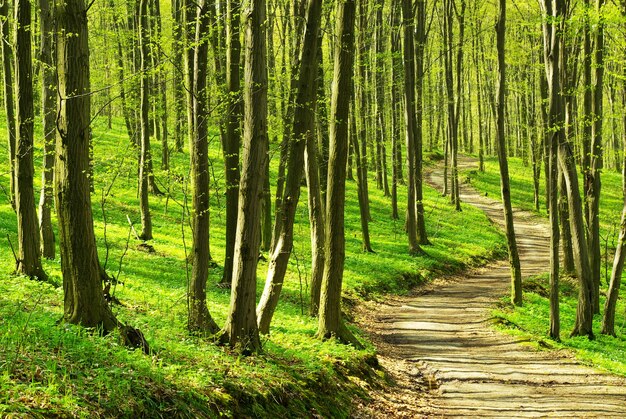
[0,116,504,416]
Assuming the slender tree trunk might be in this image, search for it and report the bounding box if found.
[138,0,153,241]
[172,0,185,152]
[14,0,47,281]
[306,121,326,316]
[55,0,117,331]
[221,0,268,353]
[0,0,16,208]
[375,0,389,197]
[317,0,360,347]
[38,0,55,259]
[350,96,374,252]
[587,0,605,315]
[601,0,626,336]
[495,0,522,306]
[356,1,371,222]
[186,0,220,335]
[414,0,429,245]
[220,0,242,285]
[402,0,423,255]
[256,0,323,334]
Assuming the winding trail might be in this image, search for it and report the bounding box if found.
[356,157,626,417]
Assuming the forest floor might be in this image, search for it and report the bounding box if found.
[354,156,626,417]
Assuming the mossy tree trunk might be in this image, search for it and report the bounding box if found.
[257,0,323,334]
[495,0,522,306]
[138,0,153,241]
[14,0,47,281]
[1,0,16,208]
[317,0,360,347]
[38,0,56,260]
[221,0,268,353]
[55,0,117,331]
[187,0,219,335]
[220,0,242,286]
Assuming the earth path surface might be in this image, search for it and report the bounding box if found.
[354,157,626,417]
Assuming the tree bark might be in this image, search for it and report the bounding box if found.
[0,0,16,208]
[257,0,323,334]
[586,0,605,315]
[138,0,153,241]
[317,0,360,347]
[221,0,268,353]
[220,0,243,285]
[14,0,47,280]
[187,0,220,335]
[495,0,522,306]
[55,0,117,331]
[402,0,424,255]
[37,0,56,260]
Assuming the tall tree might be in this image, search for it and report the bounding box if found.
[14,0,47,280]
[601,0,626,337]
[495,0,522,306]
[402,0,424,254]
[256,0,323,333]
[540,0,565,339]
[138,0,153,241]
[37,0,56,259]
[586,0,605,314]
[55,0,117,330]
[374,0,390,197]
[220,0,242,285]
[317,0,360,346]
[414,0,429,244]
[221,0,268,353]
[187,0,219,334]
[541,0,594,339]
[0,0,16,208]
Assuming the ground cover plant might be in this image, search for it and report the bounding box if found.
[0,118,505,417]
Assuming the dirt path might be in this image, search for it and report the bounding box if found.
[355,157,626,417]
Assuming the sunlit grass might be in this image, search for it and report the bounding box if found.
[0,117,504,416]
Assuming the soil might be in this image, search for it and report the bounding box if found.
[353,157,626,417]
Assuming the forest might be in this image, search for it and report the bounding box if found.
[2,0,626,416]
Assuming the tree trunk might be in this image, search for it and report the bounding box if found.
[256,0,323,334]
[220,0,243,285]
[601,0,626,336]
[221,0,268,353]
[37,0,55,259]
[350,96,374,252]
[14,0,47,281]
[0,0,16,208]
[402,0,424,255]
[374,0,390,197]
[138,0,153,241]
[495,0,522,306]
[55,0,117,331]
[172,0,185,152]
[414,0,429,245]
[586,0,605,315]
[306,123,326,317]
[317,0,360,347]
[186,0,220,335]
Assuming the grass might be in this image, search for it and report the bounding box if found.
[466,155,626,377]
[0,115,505,417]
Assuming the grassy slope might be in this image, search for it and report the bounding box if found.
[466,155,626,377]
[0,117,504,418]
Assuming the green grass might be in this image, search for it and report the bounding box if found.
[466,155,626,377]
[0,116,505,417]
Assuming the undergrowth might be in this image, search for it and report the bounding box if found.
[0,120,504,417]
